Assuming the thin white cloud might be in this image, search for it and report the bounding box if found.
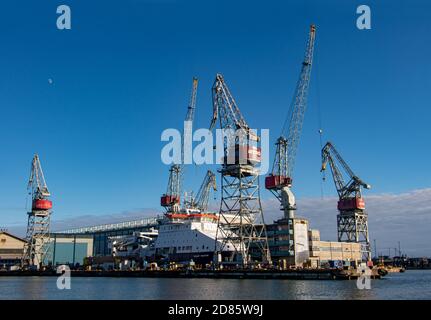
[6,188,431,257]
[261,188,431,257]
[6,208,160,236]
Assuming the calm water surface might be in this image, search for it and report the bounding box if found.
[0,270,430,300]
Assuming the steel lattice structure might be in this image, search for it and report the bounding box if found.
[22,155,53,269]
[276,24,316,180]
[321,142,372,261]
[266,25,316,218]
[337,212,370,260]
[185,170,217,212]
[210,74,271,267]
[161,77,198,213]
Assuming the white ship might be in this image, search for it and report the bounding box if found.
[153,208,235,265]
[156,169,237,264]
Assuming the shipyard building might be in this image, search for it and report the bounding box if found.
[266,217,362,268]
[0,231,26,269]
[54,217,158,257]
[45,233,94,266]
[266,217,310,267]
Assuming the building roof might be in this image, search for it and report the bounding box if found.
[55,216,159,234]
[0,231,26,243]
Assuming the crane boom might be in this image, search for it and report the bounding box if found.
[185,77,198,122]
[278,24,316,179]
[265,25,316,224]
[28,155,50,199]
[266,25,316,193]
[283,24,316,177]
[210,74,260,166]
[210,74,248,132]
[161,77,198,212]
[186,170,216,212]
[321,142,371,203]
[177,77,199,198]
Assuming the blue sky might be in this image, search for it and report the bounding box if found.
[0,0,430,233]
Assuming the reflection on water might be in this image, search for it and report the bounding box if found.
[0,270,430,300]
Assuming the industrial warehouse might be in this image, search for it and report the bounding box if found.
[0,25,388,280]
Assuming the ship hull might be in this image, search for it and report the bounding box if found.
[153,251,235,265]
[166,251,215,265]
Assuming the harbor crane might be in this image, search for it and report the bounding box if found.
[185,170,217,212]
[265,25,316,220]
[321,141,371,261]
[210,73,271,267]
[161,77,198,213]
[22,154,53,269]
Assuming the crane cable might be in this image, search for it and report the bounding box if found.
[314,51,325,199]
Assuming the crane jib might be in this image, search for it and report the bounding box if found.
[266,24,316,190]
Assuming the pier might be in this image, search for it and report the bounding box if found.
[0,268,382,280]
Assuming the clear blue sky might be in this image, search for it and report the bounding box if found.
[0,0,430,227]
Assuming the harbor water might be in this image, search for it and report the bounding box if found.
[0,270,430,300]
